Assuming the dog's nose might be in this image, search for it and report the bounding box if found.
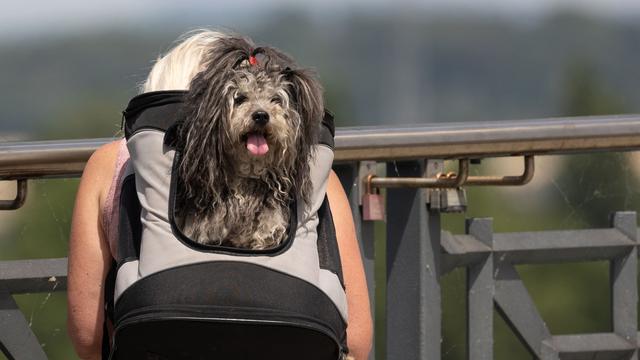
[252,111,269,125]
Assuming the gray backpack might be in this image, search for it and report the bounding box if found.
[105,90,348,360]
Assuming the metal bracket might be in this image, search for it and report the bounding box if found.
[0,179,28,210]
[465,155,534,186]
[370,155,534,189]
[371,159,469,188]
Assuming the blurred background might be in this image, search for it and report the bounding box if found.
[1,0,640,359]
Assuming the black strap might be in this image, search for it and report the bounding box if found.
[163,120,183,149]
[122,90,187,139]
[102,259,117,359]
[320,110,335,148]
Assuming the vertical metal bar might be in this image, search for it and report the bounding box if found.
[386,160,440,360]
[0,290,47,360]
[334,163,376,360]
[466,218,494,360]
[610,212,638,359]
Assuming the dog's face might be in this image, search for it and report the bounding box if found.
[226,69,298,178]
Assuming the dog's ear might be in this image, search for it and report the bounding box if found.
[178,69,235,211]
[283,67,324,203]
[284,67,324,131]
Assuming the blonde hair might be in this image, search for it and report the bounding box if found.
[141,30,227,93]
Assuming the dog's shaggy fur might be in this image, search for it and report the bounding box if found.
[176,36,324,250]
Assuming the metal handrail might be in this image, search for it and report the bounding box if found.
[1,114,640,180]
[336,114,640,161]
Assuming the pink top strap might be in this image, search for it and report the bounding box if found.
[101,139,130,259]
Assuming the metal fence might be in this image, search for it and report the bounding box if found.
[2,115,640,359]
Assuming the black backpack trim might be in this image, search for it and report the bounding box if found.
[316,197,345,289]
[112,260,348,358]
[115,174,142,270]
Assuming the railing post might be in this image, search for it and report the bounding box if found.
[610,211,638,359]
[386,160,440,359]
[466,218,494,360]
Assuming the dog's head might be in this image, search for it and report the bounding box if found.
[178,36,323,210]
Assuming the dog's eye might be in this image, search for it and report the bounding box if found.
[234,94,247,106]
[270,96,282,105]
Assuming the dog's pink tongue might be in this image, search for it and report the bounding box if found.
[246,133,269,156]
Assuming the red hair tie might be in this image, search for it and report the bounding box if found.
[249,55,257,66]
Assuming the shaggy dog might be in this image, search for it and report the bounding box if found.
[175,36,324,250]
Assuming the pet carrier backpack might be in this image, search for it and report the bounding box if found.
[105,90,348,359]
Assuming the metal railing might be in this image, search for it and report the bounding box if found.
[2,114,640,359]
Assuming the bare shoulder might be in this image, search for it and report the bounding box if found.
[89,140,122,167]
[81,139,123,205]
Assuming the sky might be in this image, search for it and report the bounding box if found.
[1,0,639,41]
